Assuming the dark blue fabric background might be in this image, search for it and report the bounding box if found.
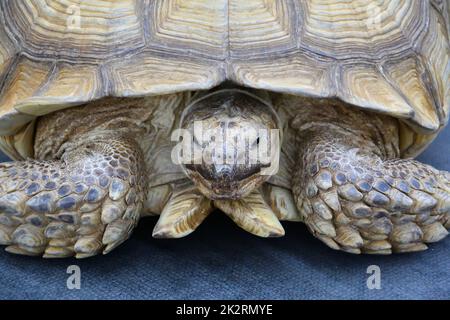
[0,126,449,300]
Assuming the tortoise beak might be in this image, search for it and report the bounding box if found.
[184,163,267,200]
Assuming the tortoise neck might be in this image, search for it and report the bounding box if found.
[293,101,401,160]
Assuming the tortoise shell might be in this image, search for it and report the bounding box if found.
[0,0,448,159]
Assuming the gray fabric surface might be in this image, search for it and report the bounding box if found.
[0,127,449,300]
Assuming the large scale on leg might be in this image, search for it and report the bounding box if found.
[0,0,448,258]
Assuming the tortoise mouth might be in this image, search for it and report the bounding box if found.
[184,164,268,200]
[186,163,261,182]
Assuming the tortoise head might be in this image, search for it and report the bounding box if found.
[176,89,281,200]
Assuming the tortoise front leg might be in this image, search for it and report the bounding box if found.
[0,134,146,258]
[292,121,450,254]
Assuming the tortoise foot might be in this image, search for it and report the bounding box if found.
[0,135,146,258]
[294,146,450,254]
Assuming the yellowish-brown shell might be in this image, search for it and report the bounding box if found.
[0,0,449,160]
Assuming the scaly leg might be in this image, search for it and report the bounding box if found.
[292,105,450,254]
[0,134,146,258]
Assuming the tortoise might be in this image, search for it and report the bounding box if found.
[0,0,449,258]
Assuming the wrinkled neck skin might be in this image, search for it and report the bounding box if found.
[180,87,282,200]
[34,97,159,160]
[286,96,401,161]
